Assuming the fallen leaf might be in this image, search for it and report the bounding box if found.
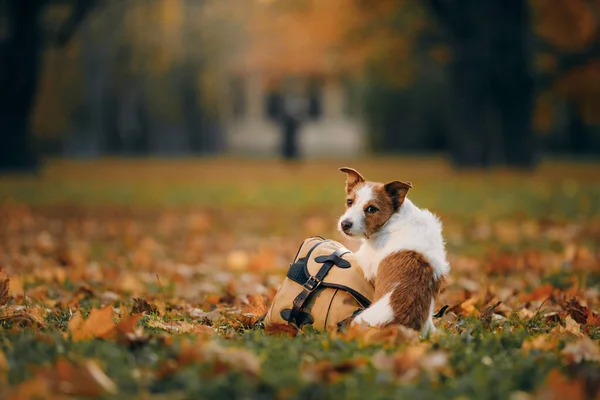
[535,369,586,400]
[0,307,46,328]
[333,324,420,347]
[68,306,116,341]
[480,300,502,325]
[264,323,299,337]
[36,357,117,397]
[372,344,450,382]
[561,297,589,324]
[0,350,7,383]
[564,315,584,337]
[562,337,600,364]
[131,298,157,315]
[238,294,268,326]
[5,376,54,400]
[521,334,560,354]
[301,357,368,383]
[520,283,554,303]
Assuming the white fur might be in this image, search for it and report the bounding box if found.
[355,198,450,281]
[352,291,395,326]
[352,197,450,334]
[422,300,436,336]
[337,184,375,237]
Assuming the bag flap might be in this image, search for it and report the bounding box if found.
[303,241,374,305]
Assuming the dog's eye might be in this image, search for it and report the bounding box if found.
[346,199,353,206]
[365,206,378,214]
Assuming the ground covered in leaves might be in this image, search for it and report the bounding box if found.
[1,158,599,400]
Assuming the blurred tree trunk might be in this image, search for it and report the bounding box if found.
[566,101,590,154]
[0,0,95,166]
[429,0,535,168]
[0,0,46,171]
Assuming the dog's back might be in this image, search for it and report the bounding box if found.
[374,250,444,331]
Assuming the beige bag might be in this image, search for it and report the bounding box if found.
[263,237,375,332]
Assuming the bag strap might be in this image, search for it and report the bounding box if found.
[288,249,347,325]
[286,240,329,285]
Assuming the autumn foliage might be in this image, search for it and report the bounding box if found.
[0,158,599,398]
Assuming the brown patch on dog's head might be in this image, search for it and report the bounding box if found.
[339,167,365,194]
[338,169,414,238]
[360,183,397,237]
[384,180,412,211]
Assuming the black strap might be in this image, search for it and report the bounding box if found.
[314,253,351,268]
[433,304,449,318]
[287,240,329,284]
[289,259,336,325]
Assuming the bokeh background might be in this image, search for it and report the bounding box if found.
[2,0,600,168]
[2,2,600,397]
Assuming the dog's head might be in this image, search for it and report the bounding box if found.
[337,167,412,239]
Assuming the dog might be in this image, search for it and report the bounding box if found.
[337,167,449,335]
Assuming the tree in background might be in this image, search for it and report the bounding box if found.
[352,0,600,167]
[531,0,600,154]
[427,0,535,168]
[0,0,95,171]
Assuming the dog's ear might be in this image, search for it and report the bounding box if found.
[384,180,412,210]
[339,167,365,194]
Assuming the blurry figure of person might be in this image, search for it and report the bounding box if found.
[280,78,308,161]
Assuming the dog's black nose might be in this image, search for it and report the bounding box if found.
[341,220,353,231]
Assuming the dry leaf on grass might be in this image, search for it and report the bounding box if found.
[333,324,420,347]
[0,307,46,328]
[521,334,560,354]
[33,357,117,397]
[68,306,116,341]
[549,316,584,338]
[5,376,55,400]
[131,297,157,315]
[448,297,478,316]
[158,340,260,379]
[301,357,368,384]
[264,323,299,337]
[238,294,268,326]
[562,337,600,364]
[534,369,587,400]
[0,350,7,383]
[146,318,215,336]
[372,344,450,382]
[480,300,502,325]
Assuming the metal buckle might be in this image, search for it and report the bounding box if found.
[303,276,321,291]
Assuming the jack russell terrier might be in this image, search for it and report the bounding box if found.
[338,167,449,335]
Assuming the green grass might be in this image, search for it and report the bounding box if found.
[1,157,599,399]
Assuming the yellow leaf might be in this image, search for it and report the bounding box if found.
[521,334,559,354]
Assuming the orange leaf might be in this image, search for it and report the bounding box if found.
[116,314,142,334]
[264,323,299,337]
[239,294,268,326]
[535,369,586,400]
[520,283,554,302]
[35,357,117,397]
[301,357,368,384]
[68,306,116,341]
